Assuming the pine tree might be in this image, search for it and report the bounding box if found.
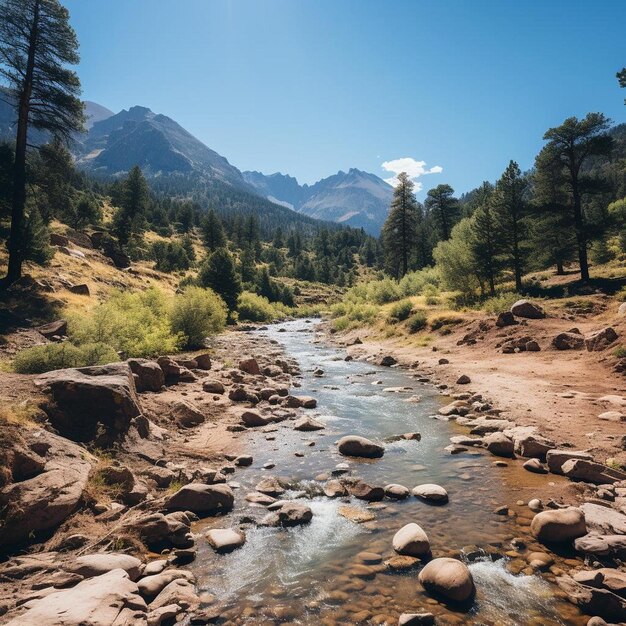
[491,161,528,291]
[272,227,284,249]
[113,165,149,248]
[425,184,460,242]
[200,209,227,252]
[239,245,257,283]
[541,113,613,281]
[0,0,84,285]
[381,172,419,278]
[36,137,76,222]
[198,247,242,315]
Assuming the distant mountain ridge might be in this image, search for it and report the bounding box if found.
[243,168,393,235]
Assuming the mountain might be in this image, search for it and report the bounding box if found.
[84,101,114,129]
[243,168,393,235]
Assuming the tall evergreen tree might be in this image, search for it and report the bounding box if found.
[113,165,149,247]
[239,245,257,283]
[198,247,242,315]
[618,67,626,104]
[0,0,84,285]
[492,161,528,292]
[469,182,501,295]
[425,184,460,242]
[541,113,613,281]
[201,209,227,252]
[381,172,419,278]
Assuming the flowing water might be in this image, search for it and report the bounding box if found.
[192,319,587,625]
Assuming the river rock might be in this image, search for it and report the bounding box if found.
[66,553,142,580]
[511,299,545,319]
[5,569,147,626]
[575,534,626,559]
[585,327,619,352]
[384,484,410,499]
[293,416,325,431]
[580,503,626,535]
[324,480,348,497]
[530,507,587,543]
[128,359,165,392]
[206,528,246,553]
[149,577,199,611]
[546,449,593,474]
[286,395,317,409]
[412,483,449,504]
[337,436,385,458]
[347,480,384,501]
[456,374,471,385]
[276,502,313,526]
[137,569,194,600]
[35,364,141,441]
[503,426,555,459]
[484,432,514,457]
[164,483,234,515]
[239,357,261,375]
[398,614,435,626]
[380,355,397,366]
[170,400,205,427]
[255,476,285,497]
[392,523,430,557]
[241,410,268,427]
[156,356,195,383]
[523,458,548,474]
[418,557,476,603]
[557,574,626,623]
[202,379,225,394]
[560,458,626,485]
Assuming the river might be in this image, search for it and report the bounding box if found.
[192,319,586,625]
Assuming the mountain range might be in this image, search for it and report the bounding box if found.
[0,97,393,234]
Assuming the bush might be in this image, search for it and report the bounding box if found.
[69,288,181,358]
[170,287,227,348]
[480,292,521,315]
[387,299,413,323]
[615,345,626,359]
[369,278,402,305]
[398,267,440,297]
[238,292,279,322]
[13,341,118,374]
[151,240,192,273]
[430,315,463,331]
[406,310,428,333]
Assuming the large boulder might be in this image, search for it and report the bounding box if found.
[5,568,147,626]
[418,557,475,603]
[239,357,261,375]
[346,480,384,502]
[337,435,384,458]
[530,507,587,543]
[557,574,626,623]
[412,484,449,504]
[0,430,93,549]
[483,432,514,458]
[585,327,619,352]
[575,534,626,559]
[241,410,268,427]
[503,426,554,459]
[121,512,193,550]
[35,319,67,339]
[66,553,143,581]
[128,359,164,392]
[276,502,313,527]
[546,449,593,475]
[206,528,246,553]
[35,364,141,441]
[560,458,626,485]
[164,483,234,515]
[495,311,517,328]
[552,332,585,350]
[392,523,430,557]
[580,503,626,536]
[511,299,545,319]
[170,400,205,428]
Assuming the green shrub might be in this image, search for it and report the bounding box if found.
[387,299,413,323]
[480,292,521,315]
[615,345,626,359]
[430,315,463,331]
[369,279,401,305]
[69,287,181,358]
[170,286,227,348]
[12,341,118,374]
[406,310,428,333]
[398,267,440,297]
[238,292,279,322]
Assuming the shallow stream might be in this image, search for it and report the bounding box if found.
[192,320,586,625]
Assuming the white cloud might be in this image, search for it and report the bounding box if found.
[381,157,443,188]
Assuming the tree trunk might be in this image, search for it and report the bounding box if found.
[572,185,589,281]
[556,259,564,275]
[2,0,40,288]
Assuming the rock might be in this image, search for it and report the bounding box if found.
[171,400,205,428]
[560,458,626,485]
[234,455,253,467]
[484,432,514,458]
[585,327,619,352]
[380,355,397,366]
[398,614,435,626]
[156,356,196,383]
[193,354,212,370]
[239,357,261,375]
[6,569,147,626]
[392,523,430,557]
[527,551,554,570]
[346,480,384,501]
[546,449,593,474]
[467,416,516,435]
[35,319,68,339]
[50,233,70,247]
[69,283,90,296]
[530,507,587,543]
[205,528,246,553]
[511,299,545,319]
[286,395,317,409]
[66,554,142,581]
[575,534,626,559]
[35,364,141,442]
[147,604,181,626]
[456,374,471,385]
[574,568,626,599]
[164,483,234,515]
[275,502,313,527]
[526,340,541,351]
[580,503,626,535]
[324,480,348,497]
[137,570,194,601]
[337,435,384,459]
[241,410,268,427]
[524,458,548,474]
[0,430,92,549]
[504,426,554,459]
[384,484,410,499]
[495,311,517,327]
[293,416,325,431]
[255,476,285,497]
[418,557,476,603]
[552,332,585,350]
[619,303,626,317]
[142,466,176,488]
[599,411,626,422]
[128,359,164,393]
[202,379,225,394]
[338,505,376,524]
[149,578,199,612]
[412,484,449,504]
[557,574,626,623]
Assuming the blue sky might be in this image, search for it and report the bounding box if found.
[64,0,625,195]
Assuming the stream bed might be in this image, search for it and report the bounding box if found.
[192,319,587,625]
